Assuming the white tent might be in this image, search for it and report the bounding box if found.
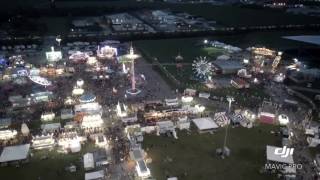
[216,55,230,60]
[177,118,190,130]
[21,123,30,136]
[70,139,81,153]
[0,144,30,163]
[83,153,94,170]
[168,178,178,180]
[85,170,105,180]
[192,117,218,132]
[278,114,289,126]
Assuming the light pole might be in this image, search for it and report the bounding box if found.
[223,97,234,149]
[218,96,234,159]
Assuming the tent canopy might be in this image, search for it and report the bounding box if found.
[192,117,218,130]
[85,170,104,180]
[84,153,94,169]
[0,144,30,163]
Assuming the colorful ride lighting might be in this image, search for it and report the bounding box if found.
[97,45,118,59]
[124,47,140,60]
[87,57,97,65]
[69,51,89,62]
[28,75,52,86]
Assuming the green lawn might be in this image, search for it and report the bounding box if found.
[143,125,280,180]
[135,38,225,84]
[134,30,318,86]
[0,143,98,180]
[169,4,320,27]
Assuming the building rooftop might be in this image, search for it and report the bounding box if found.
[85,170,104,180]
[213,59,243,70]
[192,117,219,130]
[0,144,30,163]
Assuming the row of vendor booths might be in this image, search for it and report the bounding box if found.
[8,91,54,108]
[141,110,255,135]
[181,90,291,127]
[0,117,30,149]
[127,109,257,139]
[0,120,31,166]
[32,121,108,152]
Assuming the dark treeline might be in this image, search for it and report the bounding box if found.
[0,3,160,22]
[62,25,320,43]
[1,24,320,45]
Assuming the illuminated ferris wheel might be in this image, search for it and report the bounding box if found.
[192,56,212,80]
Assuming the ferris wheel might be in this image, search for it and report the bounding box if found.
[192,56,212,80]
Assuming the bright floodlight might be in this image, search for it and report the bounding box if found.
[226,97,234,112]
[76,79,84,87]
[56,36,62,46]
[243,59,249,64]
[204,39,208,44]
[278,114,289,125]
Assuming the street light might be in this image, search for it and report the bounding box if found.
[223,97,234,147]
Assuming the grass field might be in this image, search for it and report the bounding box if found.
[134,30,319,85]
[135,38,225,83]
[169,4,320,27]
[0,143,98,180]
[143,124,280,180]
